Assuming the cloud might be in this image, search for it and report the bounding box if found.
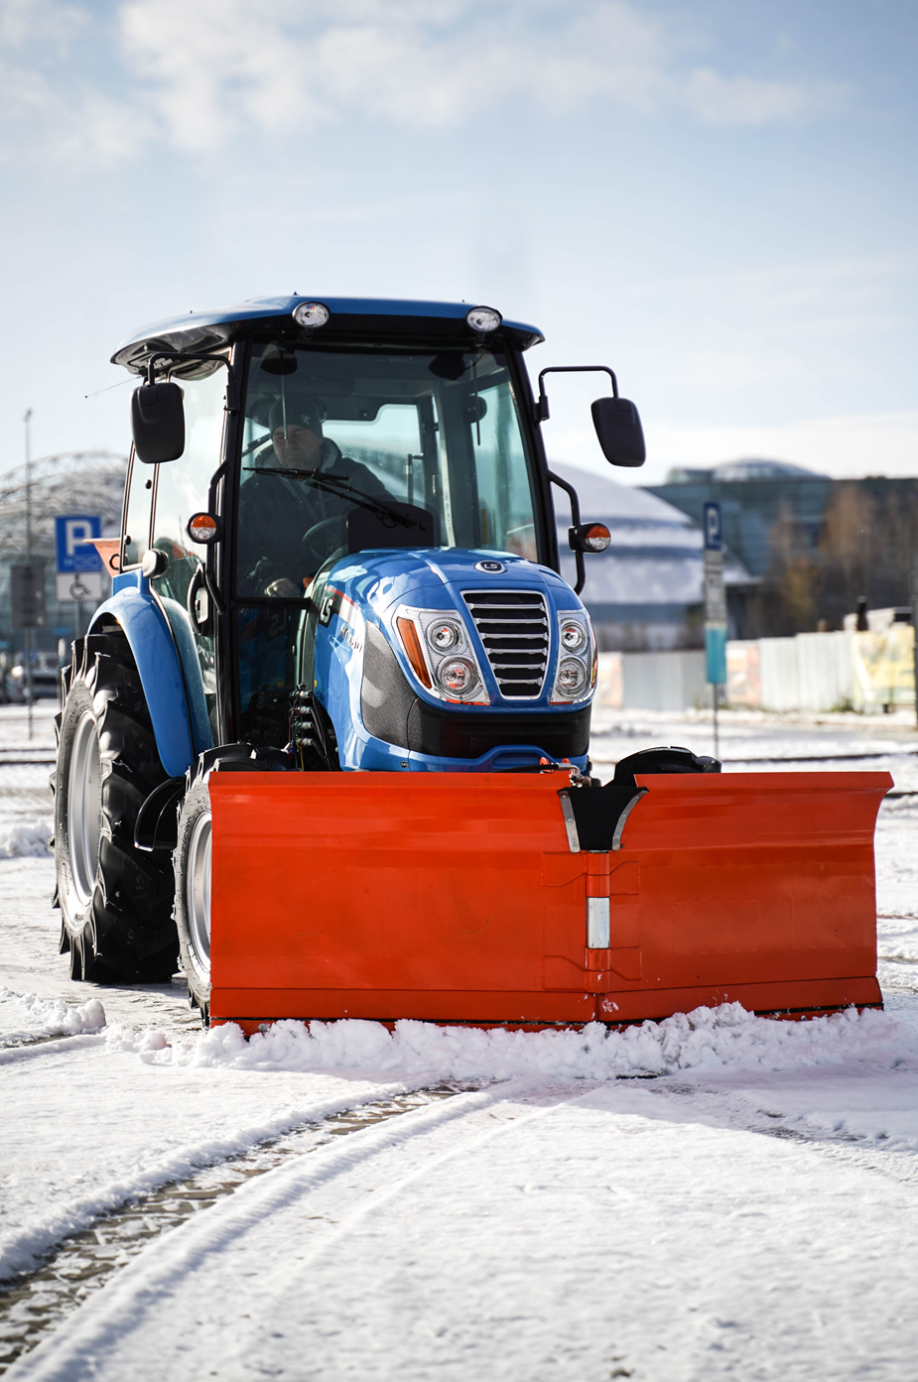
[115,0,670,146]
[0,0,854,164]
[0,0,144,163]
[119,0,324,151]
[685,68,849,126]
[0,0,86,50]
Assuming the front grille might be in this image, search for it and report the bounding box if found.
[463,590,550,699]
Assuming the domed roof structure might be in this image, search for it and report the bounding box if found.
[711,458,826,482]
[549,462,751,648]
[0,451,125,560]
[0,451,127,652]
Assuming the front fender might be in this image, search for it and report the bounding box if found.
[89,571,195,778]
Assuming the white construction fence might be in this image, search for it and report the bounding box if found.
[596,625,915,713]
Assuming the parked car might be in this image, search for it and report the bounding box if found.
[7,651,61,701]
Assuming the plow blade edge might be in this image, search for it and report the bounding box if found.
[208,769,890,1031]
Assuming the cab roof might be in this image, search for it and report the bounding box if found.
[112,296,545,372]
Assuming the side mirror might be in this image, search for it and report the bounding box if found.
[591,396,645,468]
[131,382,185,464]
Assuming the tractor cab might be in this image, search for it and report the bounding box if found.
[116,298,645,767]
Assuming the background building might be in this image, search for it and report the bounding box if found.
[552,462,753,651]
[646,459,918,636]
[0,451,125,659]
[647,459,831,577]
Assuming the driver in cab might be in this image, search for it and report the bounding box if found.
[237,391,393,598]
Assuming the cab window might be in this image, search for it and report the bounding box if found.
[121,455,153,569]
[149,363,227,744]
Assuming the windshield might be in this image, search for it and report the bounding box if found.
[235,342,540,600]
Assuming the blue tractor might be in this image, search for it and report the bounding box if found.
[53,297,646,1018]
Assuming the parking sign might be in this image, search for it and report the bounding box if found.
[55,516,102,574]
[703,501,722,552]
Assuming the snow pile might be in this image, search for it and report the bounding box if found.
[119,1003,918,1082]
[0,818,53,858]
[0,987,106,1046]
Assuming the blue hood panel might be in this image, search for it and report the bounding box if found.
[325,549,571,617]
[311,549,594,774]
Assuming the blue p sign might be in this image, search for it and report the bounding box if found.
[55,516,102,573]
[703,502,722,552]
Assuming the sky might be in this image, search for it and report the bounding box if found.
[1,0,916,487]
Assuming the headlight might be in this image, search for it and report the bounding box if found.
[465,306,502,333]
[560,620,587,652]
[437,657,478,696]
[552,611,593,701]
[556,659,587,697]
[292,301,330,328]
[427,619,461,652]
[395,607,489,703]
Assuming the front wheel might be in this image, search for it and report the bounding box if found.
[173,777,212,1022]
[54,632,178,981]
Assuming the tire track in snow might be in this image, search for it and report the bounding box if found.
[0,1035,104,1066]
[0,1060,453,1285]
[0,1084,472,1377]
[4,1079,577,1382]
[646,1079,918,1187]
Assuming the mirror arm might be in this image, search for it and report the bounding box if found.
[534,365,619,424]
[204,461,229,616]
[548,470,585,595]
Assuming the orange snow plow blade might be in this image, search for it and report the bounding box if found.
[207,769,891,1032]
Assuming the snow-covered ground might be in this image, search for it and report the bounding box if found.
[1,702,917,1380]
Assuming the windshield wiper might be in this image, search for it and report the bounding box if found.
[244,467,413,529]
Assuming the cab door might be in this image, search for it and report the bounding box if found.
[148,363,228,753]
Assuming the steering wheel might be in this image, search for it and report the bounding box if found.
[302,515,347,570]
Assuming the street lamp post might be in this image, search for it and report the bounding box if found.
[23,409,33,741]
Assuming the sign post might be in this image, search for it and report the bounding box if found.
[10,563,46,630]
[55,517,103,643]
[703,502,727,759]
[22,410,34,737]
[911,549,918,731]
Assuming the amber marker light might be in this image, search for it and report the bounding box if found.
[583,523,611,552]
[396,617,432,688]
[186,512,221,543]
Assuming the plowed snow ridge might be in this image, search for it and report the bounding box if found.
[122,1001,918,1081]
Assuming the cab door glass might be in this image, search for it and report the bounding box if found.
[122,454,153,568]
[468,377,538,560]
[150,364,226,745]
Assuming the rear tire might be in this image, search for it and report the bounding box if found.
[173,777,212,1023]
[53,632,179,982]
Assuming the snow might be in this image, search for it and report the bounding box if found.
[1,701,917,1380]
[0,822,52,861]
[124,1002,918,1087]
[0,1030,416,1282]
[0,990,105,1048]
[10,1078,918,1382]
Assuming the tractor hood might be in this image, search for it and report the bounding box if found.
[314,548,596,733]
[323,549,575,619]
